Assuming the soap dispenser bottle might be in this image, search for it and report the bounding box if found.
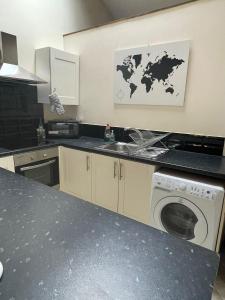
[37,119,46,145]
[110,130,115,142]
[104,124,111,142]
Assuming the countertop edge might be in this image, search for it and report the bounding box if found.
[1,138,225,180]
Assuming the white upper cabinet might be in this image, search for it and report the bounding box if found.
[35,47,79,105]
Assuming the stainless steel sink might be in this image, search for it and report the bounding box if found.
[134,147,168,158]
[96,142,138,154]
[96,142,168,158]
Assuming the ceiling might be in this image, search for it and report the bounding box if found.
[101,0,194,20]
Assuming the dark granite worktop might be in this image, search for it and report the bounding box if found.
[0,147,10,154]
[1,136,225,180]
[0,168,219,299]
[57,137,225,180]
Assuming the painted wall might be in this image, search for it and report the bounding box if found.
[64,0,225,137]
[0,0,111,72]
[0,0,111,120]
[101,0,193,19]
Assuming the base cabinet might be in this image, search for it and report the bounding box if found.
[59,148,156,225]
[118,159,156,224]
[91,154,156,224]
[92,154,119,212]
[0,156,15,172]
[59,147,92,201]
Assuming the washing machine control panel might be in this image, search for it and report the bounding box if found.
[153,173,222,200]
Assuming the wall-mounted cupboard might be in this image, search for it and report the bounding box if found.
[35,47,79,105]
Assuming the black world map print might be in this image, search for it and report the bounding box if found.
[114,41,190,106]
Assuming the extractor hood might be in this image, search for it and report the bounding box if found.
[0,32,47,85]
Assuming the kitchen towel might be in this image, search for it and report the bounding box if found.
[49,89,65,115]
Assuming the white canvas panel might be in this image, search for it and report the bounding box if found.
[114,40,190,106]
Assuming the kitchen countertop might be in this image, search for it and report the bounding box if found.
[1,136,225,179]
[0,147,11,154]
[57,137,225,180]
[0,167,219,300]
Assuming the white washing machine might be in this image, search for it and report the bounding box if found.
[150,170,224,250]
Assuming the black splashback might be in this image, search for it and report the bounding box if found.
[0,82,43,149]
[79,123,224,156]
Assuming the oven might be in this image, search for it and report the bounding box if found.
[14,147,59,188]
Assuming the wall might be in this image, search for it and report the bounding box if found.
[0,0,111,72]
[0,0,112,120]
[64,0,225,137]
[101,0,193,19]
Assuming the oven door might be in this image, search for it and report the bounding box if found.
[15,157,59,187]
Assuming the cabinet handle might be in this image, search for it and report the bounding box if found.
[119,163,123,180]
[86,156,90,171]
[114,161,117,178]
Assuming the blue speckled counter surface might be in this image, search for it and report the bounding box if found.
[0,168,219,300]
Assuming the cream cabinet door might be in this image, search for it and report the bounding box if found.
[0,156,15,172]
[118,159,156,225]
[50,48,79,105]
[36,47,79,105]
[59,147,92,201]
[92,154,119,212]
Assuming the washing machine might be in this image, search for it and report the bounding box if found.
[150,169,224,250]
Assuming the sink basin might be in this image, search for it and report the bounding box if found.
[96,142,138,154]
[135,147,168,158]
[96,142,168,158]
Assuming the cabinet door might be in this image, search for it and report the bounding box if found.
[118,159,156,225]
[92,154,119,212]
[0,156,15,172]
[50,48,79,105]
[59,147,91,201]
[36,47,51,104]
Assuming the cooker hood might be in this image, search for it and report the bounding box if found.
[0,32,47,85]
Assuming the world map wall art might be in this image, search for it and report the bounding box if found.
[114,40,190,106]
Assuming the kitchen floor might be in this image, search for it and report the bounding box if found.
[212,247,225,300]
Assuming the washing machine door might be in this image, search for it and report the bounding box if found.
[153,196,208,245]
